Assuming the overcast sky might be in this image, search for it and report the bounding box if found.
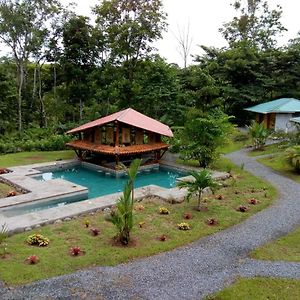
[67,0,300,66]
[1,0,298,66]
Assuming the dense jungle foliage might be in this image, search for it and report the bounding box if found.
[0,0,300,153]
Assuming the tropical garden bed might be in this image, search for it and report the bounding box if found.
[0,157,276,285]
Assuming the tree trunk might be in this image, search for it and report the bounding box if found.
[53,63,57,99]
[17,63,24,131]
[38,65,47,127]
[79,99,84,121]
[197,190,202,211]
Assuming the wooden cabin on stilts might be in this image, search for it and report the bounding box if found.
[66,108,173,169]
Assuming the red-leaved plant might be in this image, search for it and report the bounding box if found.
[27,255,39,264]
[215,194,224,200]
[159,235,167,241]
[248,198,259,205]
[70,246,81,256]
[237,205,248,212]
[206,218,218,226]
[183,212,193,220]
[90,228,100,236]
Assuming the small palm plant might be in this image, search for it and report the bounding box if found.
[109,159,141,245]
[247,121,269,150]
[177,169,217,211]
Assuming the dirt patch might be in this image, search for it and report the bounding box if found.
[110,236,138,248]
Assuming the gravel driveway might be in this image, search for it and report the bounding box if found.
[1,149,300,300]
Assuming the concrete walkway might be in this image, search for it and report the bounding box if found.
[1,149,300,299]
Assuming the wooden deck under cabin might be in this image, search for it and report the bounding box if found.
[66,140,169,156]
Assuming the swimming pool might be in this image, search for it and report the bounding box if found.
[35,166,186,199]
[0,165,186,217]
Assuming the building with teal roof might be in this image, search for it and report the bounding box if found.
[245,98,300,132]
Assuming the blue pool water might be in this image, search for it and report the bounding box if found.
[0,166,186,217]
[36,166,186,199]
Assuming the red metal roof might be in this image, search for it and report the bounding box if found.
[67,108,173,137]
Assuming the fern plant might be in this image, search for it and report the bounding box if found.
[110,159,141,245]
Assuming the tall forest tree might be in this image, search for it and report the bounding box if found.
[93,0,167,106]
[0,0,62,131]
[61,15,98,121]
[220,0,286,50]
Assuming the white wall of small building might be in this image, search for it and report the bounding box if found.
[275,113,296,132]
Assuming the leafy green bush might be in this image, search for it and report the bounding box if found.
[286,146,300,173]
[0,128,72,154]
[248,121,269,150]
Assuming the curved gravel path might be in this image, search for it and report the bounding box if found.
[1,149,300,300]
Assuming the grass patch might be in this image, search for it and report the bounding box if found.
[251,226,300,262]
[0,151,75,168]
[209,277,300,300]
[218,131,251,155]
[248,141,288,157]
[257,153,300,183]
[0,159,276,285]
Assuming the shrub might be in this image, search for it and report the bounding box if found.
[286,146,300,173]
[26,255,39,264]
[26,234,49,247]
[206,218,218,226]
[0,127,72,154]
[248,121,269,150]
[159,235,167,241]
[177,222,191,230]
[70,246,81,256]
[159,207,170,215]
[236,205,248,213]
[248,198,259,205]
[215,194,224,200]
[90,228,100,236]
[183,212,193,220]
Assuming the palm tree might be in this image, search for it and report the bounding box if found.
[177,169,217,211]
[110,159,141,245]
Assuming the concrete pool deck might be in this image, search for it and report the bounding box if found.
[0,159,229,234]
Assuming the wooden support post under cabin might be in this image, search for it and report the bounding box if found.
[115,154,120,167]
[115,120,119,147]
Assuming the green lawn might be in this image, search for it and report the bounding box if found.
[0,150,75,168]
[209,277,300,300]
[218,130,251,155]
[257,153,300,183]
[248,141,288,157]
[251,226,300,262]
[0,159,276,285]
